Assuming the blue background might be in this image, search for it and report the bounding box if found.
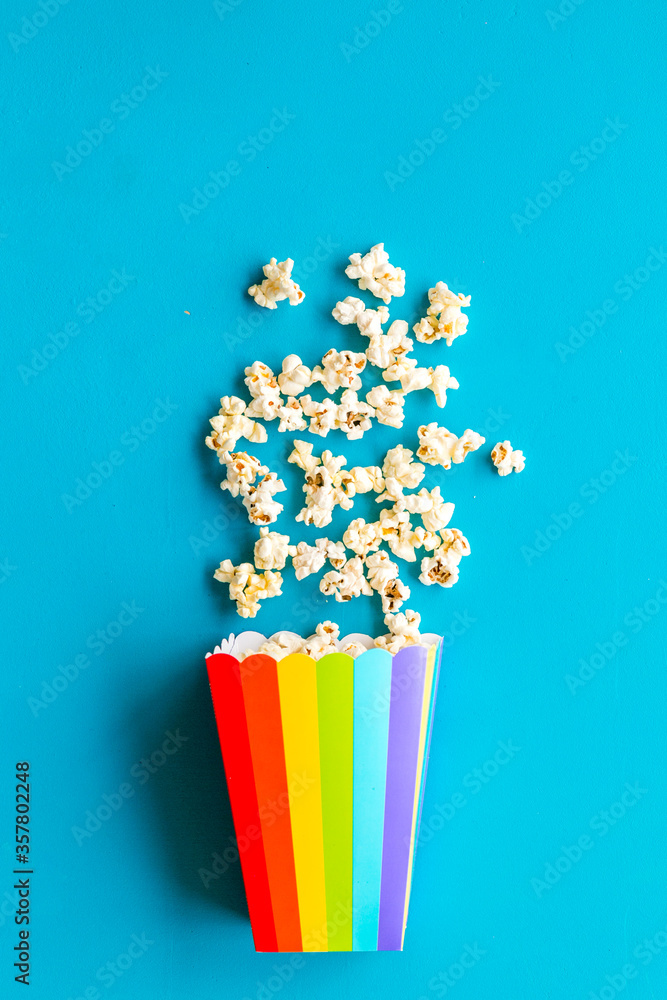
[2,0,666,996]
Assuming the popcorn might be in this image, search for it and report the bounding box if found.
[299,395,338,437]
[326,539,347,569]
[341,465,384,496]
[277,354,312,396]
[242,472,286,524]
[428,365,459,407]
[214,559,283,618]
[288,439,321,474]
[320,556,372,602]
[419,528,470,588]
[343,517,382,557]
[400,366,432,394]
[382,445,425,490]
[416,424,485,468]
[332,296,366,326]
[383,354,418,384]
[302,621,341,658]
[206,396,267,456]
[491,440,526,476]
[356,306,390,338]
[297,455,348,528]
[288,538,329,580]
[219,451,269,497]
[413,282,470,346]
[335,389,375,440]
[253,526,291,570]
[398,486,455,533]
[345,243,406,304]
[365,385,406,428]
[246,386,282,421]
[244,361,278,398]
[277,397,307,433]
[364,319,413,374]
[365,551,411,613]
[375,609,422,653]
[376,507,419,562]
[241,631,305,660]
[340,638,370,657]
[248,258,305,309]
[311,349,367,393]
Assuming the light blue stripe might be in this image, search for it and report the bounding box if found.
[352,647,393,951]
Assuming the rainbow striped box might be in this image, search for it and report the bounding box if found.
[205,635,442,952]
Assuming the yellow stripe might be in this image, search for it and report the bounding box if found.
[401,643,437,946]
[277,653,327,952]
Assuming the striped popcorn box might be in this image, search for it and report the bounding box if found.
[205,631,442,952]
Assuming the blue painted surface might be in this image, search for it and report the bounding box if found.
[1,0,666,996]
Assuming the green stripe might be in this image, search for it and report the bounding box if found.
[317,652,354,951]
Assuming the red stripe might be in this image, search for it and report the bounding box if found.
[206,653,277,952]
[241,654,302,951]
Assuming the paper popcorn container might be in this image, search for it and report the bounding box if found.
[205,631,443,952]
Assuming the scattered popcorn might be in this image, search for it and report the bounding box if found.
[419,528,470,588]
[398,487,455,533]
[214,559,283,618]
[400,366,432,394]
[277,355,312,396]
[326,539,347,569]
[375,609,422,653]
[277,397,308,433]
[332,296,367,326]
[382,445,425,489]
[340,465,384,496]
[336,389,375,440]
[253,527,291,570]
[345,243,406,304]
[300,395,338,437]
[244,362,278,398]
[248,258,305,309]
[491,441,526,476]
[302,621,341,658]
[206,396,267,456]
[417,424,485,468]
[288,538,329,580]
[242,473,286,524]
[320,556,372,602]
[366,385,406,428]
[311,349,367,393]
[288,439,321,474]
[376,507,419,562]
[246,386,282,421]
[297,454,348,528]
[356,305,390,338]
[365,551,411,613]
[343,517,382,557]
[428,365,459,407]
[219,451,269,497]
[413,282,470,346]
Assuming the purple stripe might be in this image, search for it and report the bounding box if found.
[377,645,428,951]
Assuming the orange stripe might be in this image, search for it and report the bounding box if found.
[240,654,302,952]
